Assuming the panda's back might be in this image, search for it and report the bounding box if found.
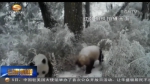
[79,45,99,57]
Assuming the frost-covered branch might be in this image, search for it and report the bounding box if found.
[115,2,129,16]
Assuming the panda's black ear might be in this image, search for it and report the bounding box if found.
[29,62,35,66]
[42,59,46,64]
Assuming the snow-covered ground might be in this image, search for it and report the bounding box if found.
[58,50,109,77]
[58,60,103,77]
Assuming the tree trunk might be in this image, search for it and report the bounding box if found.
[85,2,90,28]
[110,4,113,9]
[148,2,150,20]
[38,2,57,29]
[64,2,83,41]
[115,2,129,16]
[141,2,149,20]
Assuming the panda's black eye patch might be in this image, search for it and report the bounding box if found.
[42,71,46,74]
[42,59,46,64]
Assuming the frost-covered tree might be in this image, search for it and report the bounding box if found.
[64,2,83,41]
[85,2,90,28]
[141,2,150,20]
[38,2,57,29]
[106,3,113,11]
[115,2,129,16]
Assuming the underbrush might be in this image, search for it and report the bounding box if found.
[102,31,148,77]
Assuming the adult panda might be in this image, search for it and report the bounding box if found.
[75,45,104,74]
[28,54,53,77]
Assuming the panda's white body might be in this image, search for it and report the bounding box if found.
[75,45,104,74]
[28,54,53,77]
[79,46,100,57]
[76,46,99,71]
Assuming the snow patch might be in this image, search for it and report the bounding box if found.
[58,59,103,77]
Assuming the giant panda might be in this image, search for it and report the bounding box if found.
[28,54,53,77]
[75,45,104,74]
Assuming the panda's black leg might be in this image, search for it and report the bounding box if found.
[99,57,102,65]
[85,65,91,74]
[90,60,95,69]
[99,49,104,65]
[85,60,95,74]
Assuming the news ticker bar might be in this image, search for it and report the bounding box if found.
[2,78,150,83]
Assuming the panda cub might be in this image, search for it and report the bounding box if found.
[75,45,104,74]
[28,54,53,77]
